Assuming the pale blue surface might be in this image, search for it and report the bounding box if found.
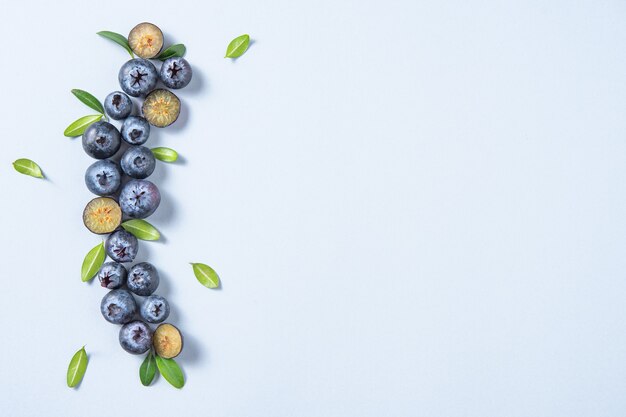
[0,1,625,416]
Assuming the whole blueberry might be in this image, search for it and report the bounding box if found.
[97,262,128,289]
[84,160,122,196]
[121,116,150,145]
[105,230,139,263]
[118,58,158,97]
[140,295,170,323]
[159,57,192,89]
[119,320,153,354]
[119,180,161,219]
[121,146,156,179]
[103,91,133,120]
[127,262,160,296]
[82,121,121,159]
[100,289,137,324]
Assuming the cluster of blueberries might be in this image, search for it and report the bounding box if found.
[82,50,192,355]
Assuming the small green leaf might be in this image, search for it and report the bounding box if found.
[64,114,103,137]
[155,355,184,388]
[71,89,104,114]
[225,34,250,58]
[97,31,134,58]
[191,263,220,288]
[156,44,186,60]
[81,242,105,282]
[67,346,88,388]
[151,147,179,162]
[13,159,44,178]
[140,352,157,386]
[122,219,160,241]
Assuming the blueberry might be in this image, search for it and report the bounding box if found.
[119,179,161,219]
[128,23,164,59]
[121,116,150,145]
[153,323,183,358]
[100,289,137,324]
[142,89,180,127]
[84,160,122,196]
[140,295,170,323]
[97,262,128,289]
[103,91,133,120]
[127,262,160,296]
[118,58,158,97]
[120,146,155,179]
[105,230,139,263]
[159,57,192,89]
[82,121,121,159]
[119,320,153,354]
[83,197,122,234]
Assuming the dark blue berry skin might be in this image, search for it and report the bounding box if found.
[104,91,133,120]
[100,289,137,324]
[97,262,128,289]
[121,116,150,145]
[121,146,156,179]
[119,179,161,219]
[140,295,170,323]
[128,262,160,296]
[118,59,158,97]
[159,57,192,89]
[85,160,122,196]
[119,320,153,354]
[82,121,121,159]
[105,230,139,263]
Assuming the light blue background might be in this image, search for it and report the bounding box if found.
[1,0,625,416]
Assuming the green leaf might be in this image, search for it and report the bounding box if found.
[13,159,43,178]
[71,89,104,114]
[155,355,184,388]
[67,346,88,388]
[225,34,250,58]
[122,219,160,241]
[81,242,105,282]
[64,114,103,137]
[156,44,186,60]
[151,147,179,162]
[97,31,134,58]
[191,263,220,288]
[140,352,157,386]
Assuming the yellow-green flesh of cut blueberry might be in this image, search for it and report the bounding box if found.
[83,197,122,234]
[153,323,183,358]
[128,22,163,59]
[142,89,181,128]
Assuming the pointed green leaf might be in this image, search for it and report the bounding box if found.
[191,263,220,288]
[13,159,44,178]
[156,44,186,60]
[140,352,157,386]
[67,346,88,388]
[225,34,250,58]
[71,89,104,114]
[81,242,105,282]
[97,31,134,58]
[151,147,179,162]
[155,355,184,388]
[122,219,160,241]
[64,114,103,137]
